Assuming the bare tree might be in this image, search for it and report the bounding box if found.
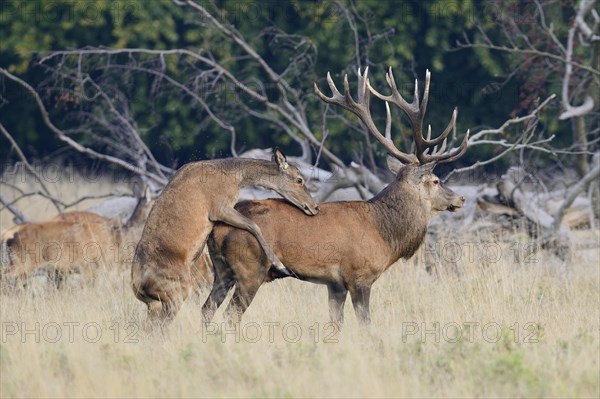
[455,0,599,226]
[3,0,590,249]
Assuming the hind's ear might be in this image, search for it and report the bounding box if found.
[272,147,289,171]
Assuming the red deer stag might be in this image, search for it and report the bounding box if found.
[131,149,319,325]
[203,68,469,326]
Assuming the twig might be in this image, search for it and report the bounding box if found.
[559,27,595,120]
[42,47,347,169]
[0,193,31,223]
[0,68,168,186]
[106,64,238,157]
[0,122,62,213]
[1,185,131,210]
[454,42,600,76]
[551,159,600,233]
[444,94,557,182]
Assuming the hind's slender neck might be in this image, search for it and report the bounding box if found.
[237,159,280,190]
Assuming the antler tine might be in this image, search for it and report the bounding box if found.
[422,125,432,156]
[442,129,469,163]
[343,73,354,103]
[367,66,416,114]
[314,72,342,103]
[418,107,468,164]
[314,69,417,164]
[317,67,469,165]
[422,108,458,149]
[367,67,433,163]
[419,70,430,116]
[435,137,448,155]
[357,67,370,103]
[422,129,469,164]
[384,102,392,141]
[428,136,448,157]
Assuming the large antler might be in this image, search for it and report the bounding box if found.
[314,67,469,165]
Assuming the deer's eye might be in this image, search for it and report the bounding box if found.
[296,177,303,184]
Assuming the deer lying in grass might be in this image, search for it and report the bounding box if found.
[1,187,152,289]
[203,68,469,326]
[130,148,319,325]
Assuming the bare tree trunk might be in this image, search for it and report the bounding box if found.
[591,39,600,220]
[572,116,589,176]
[591,153,600,221]
[550,156,600,234]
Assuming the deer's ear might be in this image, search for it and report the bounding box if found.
[272,147,289,171]
[143,185,152,203]
[132,179,144,198]
[386,155,404,175]
[407,162,436,184]
[417,162,436,175]
[412,162,436,182]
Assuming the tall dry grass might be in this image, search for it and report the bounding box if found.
[1,170,599,398]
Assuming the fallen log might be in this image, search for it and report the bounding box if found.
[497,167,572,260]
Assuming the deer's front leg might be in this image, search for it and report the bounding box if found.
[349,285,372,326]
[209,208,290,275]
[327,283,348,330]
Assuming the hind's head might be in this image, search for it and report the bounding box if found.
[267,148,320,216]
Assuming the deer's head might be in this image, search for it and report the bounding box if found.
[269,148,320,216]
[123,182,155,230]
[315,67,468,216]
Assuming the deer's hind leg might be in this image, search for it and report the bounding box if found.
[223,276,263,327]
[209,208,291,276]
[222,235,269,327]
[201,246,235,324]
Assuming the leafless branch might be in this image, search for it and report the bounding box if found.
[444,94,557,181]
[454,40,599,76]
[0,193,31,223]
[0,180,131,210]
[0,122,62,213]
[42,47,349,169]
[0,68,168,186]
[106,64,238,157]
[559,1,597,120]
[551,153,600,233]
[575,0,600,42]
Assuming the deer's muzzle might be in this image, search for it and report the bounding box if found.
[303,204,320,215]
[447,196,465,212]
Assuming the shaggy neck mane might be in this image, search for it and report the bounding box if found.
[368,168,429,261]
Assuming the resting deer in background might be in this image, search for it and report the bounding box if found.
[203,68,469,326]
[131,148,319,325]
[1,186,153,288]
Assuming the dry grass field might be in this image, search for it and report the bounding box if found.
[1,170,599,398]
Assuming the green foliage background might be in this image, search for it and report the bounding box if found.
[0,0,580,169]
